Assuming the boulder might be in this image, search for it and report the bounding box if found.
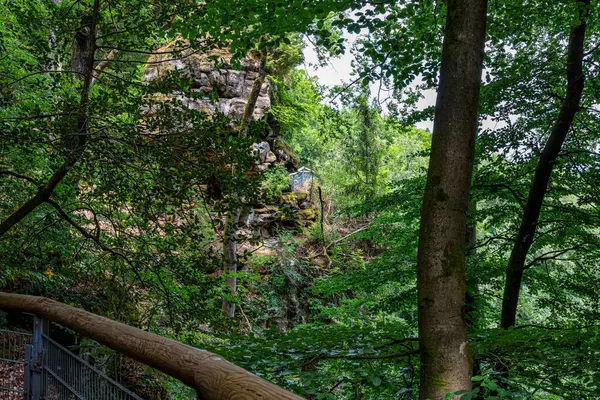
[298,208,317,221]
[251,142,270,164]
[265,151,277,164]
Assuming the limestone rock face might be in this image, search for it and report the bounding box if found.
[143,43,270,121]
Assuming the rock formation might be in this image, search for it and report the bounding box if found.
[143,42,317,243]
[144,43,271,121]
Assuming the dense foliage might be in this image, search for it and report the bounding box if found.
[1,0,600,399]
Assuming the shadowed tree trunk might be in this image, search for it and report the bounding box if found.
[222,207,242,317]
[416,0,487,398]
[500,0,590,329]
[465,202,478,330]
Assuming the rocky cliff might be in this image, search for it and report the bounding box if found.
[144,44,271,121]
[143,43,318,243]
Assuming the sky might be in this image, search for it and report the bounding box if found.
[302,40,437,131]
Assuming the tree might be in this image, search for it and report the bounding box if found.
[0,0,260,329]
[341,93,386,205]
[500,0,591,329]
[0,0,100,238]
[415,0,487,398]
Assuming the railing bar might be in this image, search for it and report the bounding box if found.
[9,334,14,391]
[75,349,78,395]
[0,329,32,336]
[43,335,144,399]
[72,348,76,396]
[0,357,26,364]
[0,386,26,393]
[25,344,31,399]
[44,364,87,400]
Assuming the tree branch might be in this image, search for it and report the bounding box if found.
[0,112,76,121]
[524,243,588,269]
[0,170,39,185]
[4,70,86,87]
[92,49,118,83]
[326,225,369,249]
[96,45,192,55]
[305,349,418,366]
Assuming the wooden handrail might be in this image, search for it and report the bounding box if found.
[0,293,303,400]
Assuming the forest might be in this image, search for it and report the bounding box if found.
[0,0,599,399]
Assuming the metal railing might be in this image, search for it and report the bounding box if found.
[42,335,144,400]
[0,329,32,398]
[0,316,144,400]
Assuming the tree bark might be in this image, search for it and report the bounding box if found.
[500,0,590,329]
[416,0,487,398]
[0,0,100,240]
[0,293,302,400]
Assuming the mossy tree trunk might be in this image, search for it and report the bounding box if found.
[416,0,487,398]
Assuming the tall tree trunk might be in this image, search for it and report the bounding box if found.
[500,0,590,329]
[222,59,267,317]
[222,208,241,317]
[364,127,370,204]
[416,0,487,398]
[0,0,100,240]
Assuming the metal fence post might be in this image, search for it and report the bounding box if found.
[24,344,31,399]
[30,315,47,400]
